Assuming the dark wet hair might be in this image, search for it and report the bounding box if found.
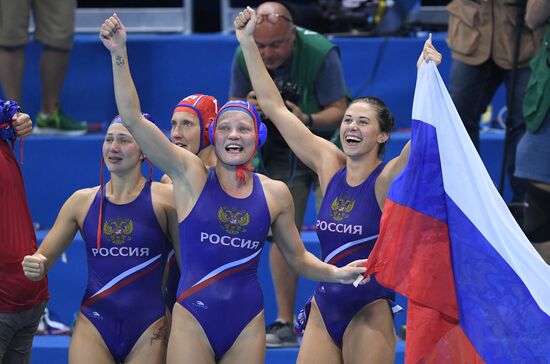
[350,96,395,157]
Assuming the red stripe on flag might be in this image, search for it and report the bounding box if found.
[82,260,161,308]
[421,322,484,363]
[177,255,260,303]
[365,200,482,363]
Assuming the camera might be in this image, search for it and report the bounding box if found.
[261,79,300,151]
[275,79,300,105]
[318,0,383,33]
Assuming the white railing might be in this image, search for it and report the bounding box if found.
[29,1,193,34]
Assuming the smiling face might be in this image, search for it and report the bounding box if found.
[103,123,142,174]
[213,110,257,166]
[170,110,202,155]
[340,101,390,159]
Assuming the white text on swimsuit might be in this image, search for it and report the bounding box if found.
[200,232,260,249]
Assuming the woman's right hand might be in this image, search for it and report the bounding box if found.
[99,13,127,52]
[234,6,257,44]
[21,253,47,281]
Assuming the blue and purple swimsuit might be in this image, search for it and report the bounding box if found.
[303,164,398,347]
[81,182,169,362]
[177,168,271,360]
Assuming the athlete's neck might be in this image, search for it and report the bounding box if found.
[346,154,382,187]
[198,146,217,168]
[106,169,146,204]
[215,163,253,198]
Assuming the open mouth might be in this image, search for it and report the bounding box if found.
[344,135,362,145]
[225,144,244,153]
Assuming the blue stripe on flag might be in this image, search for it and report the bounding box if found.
[393,116,550,362]
[388,119,447,222]
[447,196,550,362]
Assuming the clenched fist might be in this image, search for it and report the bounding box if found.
[12,113,33,138]
[22,254,47,281]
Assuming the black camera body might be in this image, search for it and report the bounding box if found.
[261,79,301,153]
[275,79,300,105]
[318,0,381,33]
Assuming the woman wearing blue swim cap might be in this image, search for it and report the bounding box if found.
[101,13,370,364]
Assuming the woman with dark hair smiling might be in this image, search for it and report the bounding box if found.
[235,6,442,363]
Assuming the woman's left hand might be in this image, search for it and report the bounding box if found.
[417,34,442,69]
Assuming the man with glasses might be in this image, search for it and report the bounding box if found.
[229,1,349,348]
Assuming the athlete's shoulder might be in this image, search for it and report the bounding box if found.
[151,181,174,193]
[257,173,287,191]
[257,174,292,205]
[59,187,97,220]
[160,173,172,184]
[150,181,175,205]
[70,186,98,202]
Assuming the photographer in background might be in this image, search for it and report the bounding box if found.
[229,1,348,348]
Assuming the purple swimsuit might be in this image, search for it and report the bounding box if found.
[81,182,169,362]
[177,168,271,360]
[309,164,396,347]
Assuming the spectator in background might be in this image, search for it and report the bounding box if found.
[515,0,550,264]
[0,101,49,363]
[446,0,545,209]
[0,0,87,135]
[229,1,349,347]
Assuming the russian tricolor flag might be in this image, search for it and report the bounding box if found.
[365,61,550,363]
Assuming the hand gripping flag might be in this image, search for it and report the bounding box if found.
[365,61,550,363]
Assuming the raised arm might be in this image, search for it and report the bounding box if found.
[375,141,410,209]
[266,180,366,283]
[234,7,342,176]
[21,190,90,281]
[376,36,442,208]
[100,14,202,180]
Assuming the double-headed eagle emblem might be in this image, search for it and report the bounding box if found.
[218,207,250,234]
[103,217,133,245]
[330,196,355,221]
